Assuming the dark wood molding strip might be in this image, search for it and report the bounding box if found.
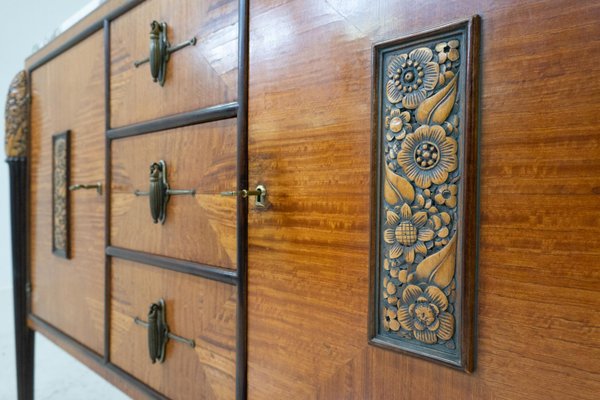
[236,0,250,398]
[106,102,239,140]
[27,0,145,72]
[106,246,238,286]
[103,18,112,364]
[29,314,168,400]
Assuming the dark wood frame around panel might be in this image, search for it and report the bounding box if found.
[368,16,480,372]
[51,130,71,259]
[15,0,251,399]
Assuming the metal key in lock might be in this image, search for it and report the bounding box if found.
[220,184,268,208]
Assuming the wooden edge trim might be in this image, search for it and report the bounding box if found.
[29,314,168,400]
[26,0,145,72]
[460,14,481,373]
[235,0,250,399]
[106,102,239,140]
[104,18,112,364]
[106,246,239,286]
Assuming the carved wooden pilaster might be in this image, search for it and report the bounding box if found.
[5,70,35,400]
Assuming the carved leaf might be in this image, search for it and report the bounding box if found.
[384,167,415,205]
[414,234,457,288]
[415,75,458,125]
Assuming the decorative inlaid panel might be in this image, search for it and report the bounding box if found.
[52,130,70,258]
[370,18,479,370]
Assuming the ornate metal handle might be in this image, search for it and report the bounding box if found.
[221,184,268,208]
[68,182,102,195]
[134,160,195,224]
[133,20,197,86]
[133,299,195,364]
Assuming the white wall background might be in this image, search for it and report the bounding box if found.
[0,1,129,398]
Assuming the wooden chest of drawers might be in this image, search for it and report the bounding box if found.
[5,0,599,399]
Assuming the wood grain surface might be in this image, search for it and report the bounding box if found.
[110,0,239,127]
[30,31,106,355]
[247,0,600,399]
[110,258,237,400]
[110,119,238,269]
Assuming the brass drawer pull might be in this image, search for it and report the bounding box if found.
[134,299,195,364]
[134,160,195,224]
[133,21,197,86]
[221,184,268,208]
[68,182,102,195]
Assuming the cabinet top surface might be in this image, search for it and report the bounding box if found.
[30,0,106,55]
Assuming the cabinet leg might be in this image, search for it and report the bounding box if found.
[8,158,35,400]
[13,283,35,400]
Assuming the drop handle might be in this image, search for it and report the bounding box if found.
[133,160,195,224]
[68,182,102,195]
[132,20,197,86]
[221,184,268,208]
[133,299,195,364]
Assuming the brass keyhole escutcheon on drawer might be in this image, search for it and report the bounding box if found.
[134,160,195,224]
[133,20,197,86]
[134,299,196,364]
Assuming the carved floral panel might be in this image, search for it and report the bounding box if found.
[52,131,70,258]
[4,70,28,158]
[371,19,479,370]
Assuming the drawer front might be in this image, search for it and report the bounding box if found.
[110,119,237,269]
[110,0,238,127]
[110,259,236,399]
[30,31,105,353]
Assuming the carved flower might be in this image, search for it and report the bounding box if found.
[435,40,459,64]
[384,203,435,264]
[385,109,412,141]
[397,284,455,344]
[397,125,458,188]
[434,184,458,208]
[386,48,439,109]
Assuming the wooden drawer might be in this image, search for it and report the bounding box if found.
[110,0,238,127]
[110,119,237,269]
[110,258,237,399]
[29,31,105,354]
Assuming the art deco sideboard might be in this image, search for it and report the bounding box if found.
[4,0,599,399]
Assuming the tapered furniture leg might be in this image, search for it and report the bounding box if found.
[5,71,35,400]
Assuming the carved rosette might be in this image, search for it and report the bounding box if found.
[5,70,29,158]
[374,22,476,368]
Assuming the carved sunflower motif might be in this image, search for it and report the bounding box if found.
[384,203,435,264]
[386,48,439,109]
[397,284,455,344]
[397,125,458,189]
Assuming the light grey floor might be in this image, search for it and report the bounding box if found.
[0,287,130,400]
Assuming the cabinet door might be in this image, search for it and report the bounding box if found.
[247,0,600,399]
[30,31,105,354]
